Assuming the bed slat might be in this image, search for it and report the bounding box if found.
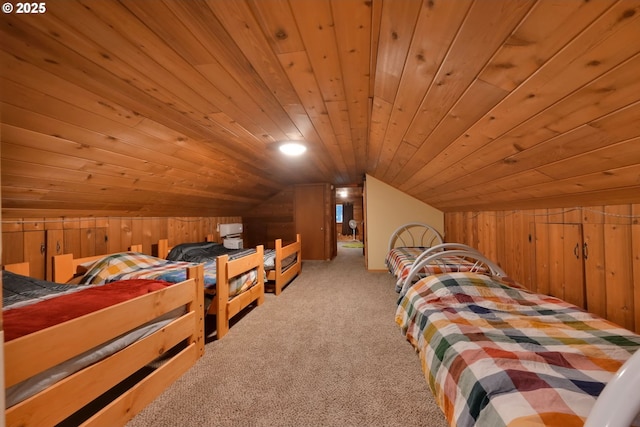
[82,343,199,427]
[6,313,196,427]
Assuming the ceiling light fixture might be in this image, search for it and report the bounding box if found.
[279,142,307,156]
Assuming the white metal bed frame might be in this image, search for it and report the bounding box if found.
[387,222,444,251]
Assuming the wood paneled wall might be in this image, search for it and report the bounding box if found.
[2,216,241,280]
[243,186,296,250]
[445,204,640,333]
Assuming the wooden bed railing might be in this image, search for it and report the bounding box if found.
[5,264,204,426]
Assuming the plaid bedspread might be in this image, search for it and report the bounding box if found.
[385,247,487,293]
[80,251,258,297]
[385,246,428,280]
[396,272,640,427]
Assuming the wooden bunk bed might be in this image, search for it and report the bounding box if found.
[51,245,265,339]
[395,251,640,427]
[157,233,302,296]
[207,246,265,338]
[2,261,204,427]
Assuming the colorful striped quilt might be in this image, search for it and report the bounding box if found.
[79,251,258,298]
[385,247,487,293]
[385,246,428,282]
[396,272,640,427]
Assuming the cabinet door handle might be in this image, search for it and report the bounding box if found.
[574,243,580,259]
[583,242,588,260]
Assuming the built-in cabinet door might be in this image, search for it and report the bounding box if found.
[583,223,607,319]
[2,230,46,279]
[3,227,109,280]
[46,229,64,281]
[535,223,585,308]
[63,227,108,258]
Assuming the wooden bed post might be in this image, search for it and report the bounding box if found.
[52,253,75,283]
[256,245,265,306]
[128,244,143,252]
[157,239,169,258]
[215,254,230,339]
[187,264,205,357]
[3,262,30,276]
[274,239,283,296]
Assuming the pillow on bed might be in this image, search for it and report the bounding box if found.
[80,252,169,285]
[75,259,99,275]
[65,275,86,285]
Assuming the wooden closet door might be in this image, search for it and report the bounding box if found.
[23,231,46,280]
[583,223,607,319]
[535,223,585,308]
[46,229,64,281]
[295,184,326,260]
[559,224,585,308]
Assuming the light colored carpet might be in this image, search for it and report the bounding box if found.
[127,246,448,427]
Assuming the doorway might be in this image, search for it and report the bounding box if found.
[335,186,364,253]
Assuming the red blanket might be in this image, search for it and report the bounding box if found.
[3,279,171,342]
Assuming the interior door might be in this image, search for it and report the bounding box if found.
[295,185,326,260]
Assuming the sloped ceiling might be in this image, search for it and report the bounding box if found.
[1,0,639,218]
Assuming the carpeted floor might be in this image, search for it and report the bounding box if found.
[126,246,448,427]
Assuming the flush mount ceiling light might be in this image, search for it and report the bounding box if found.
[279,142,307,156]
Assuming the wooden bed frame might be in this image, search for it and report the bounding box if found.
[206,245,265,338]
[51,244,265,340]
[3,261,30,276]
[157,234,302,296]
[3,262,205,427]
[268,234,302,295]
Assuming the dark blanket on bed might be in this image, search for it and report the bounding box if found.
[3,278,171,341]
[2,270,92,309]
[166,241,239,263]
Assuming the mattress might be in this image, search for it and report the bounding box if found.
[396,271,640,427]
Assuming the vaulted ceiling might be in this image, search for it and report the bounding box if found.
[2,0,639,218]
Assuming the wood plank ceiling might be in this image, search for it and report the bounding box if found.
[1,0,639,218]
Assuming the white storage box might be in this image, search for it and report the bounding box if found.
[223,237,243,250]
[219,223,243,237]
